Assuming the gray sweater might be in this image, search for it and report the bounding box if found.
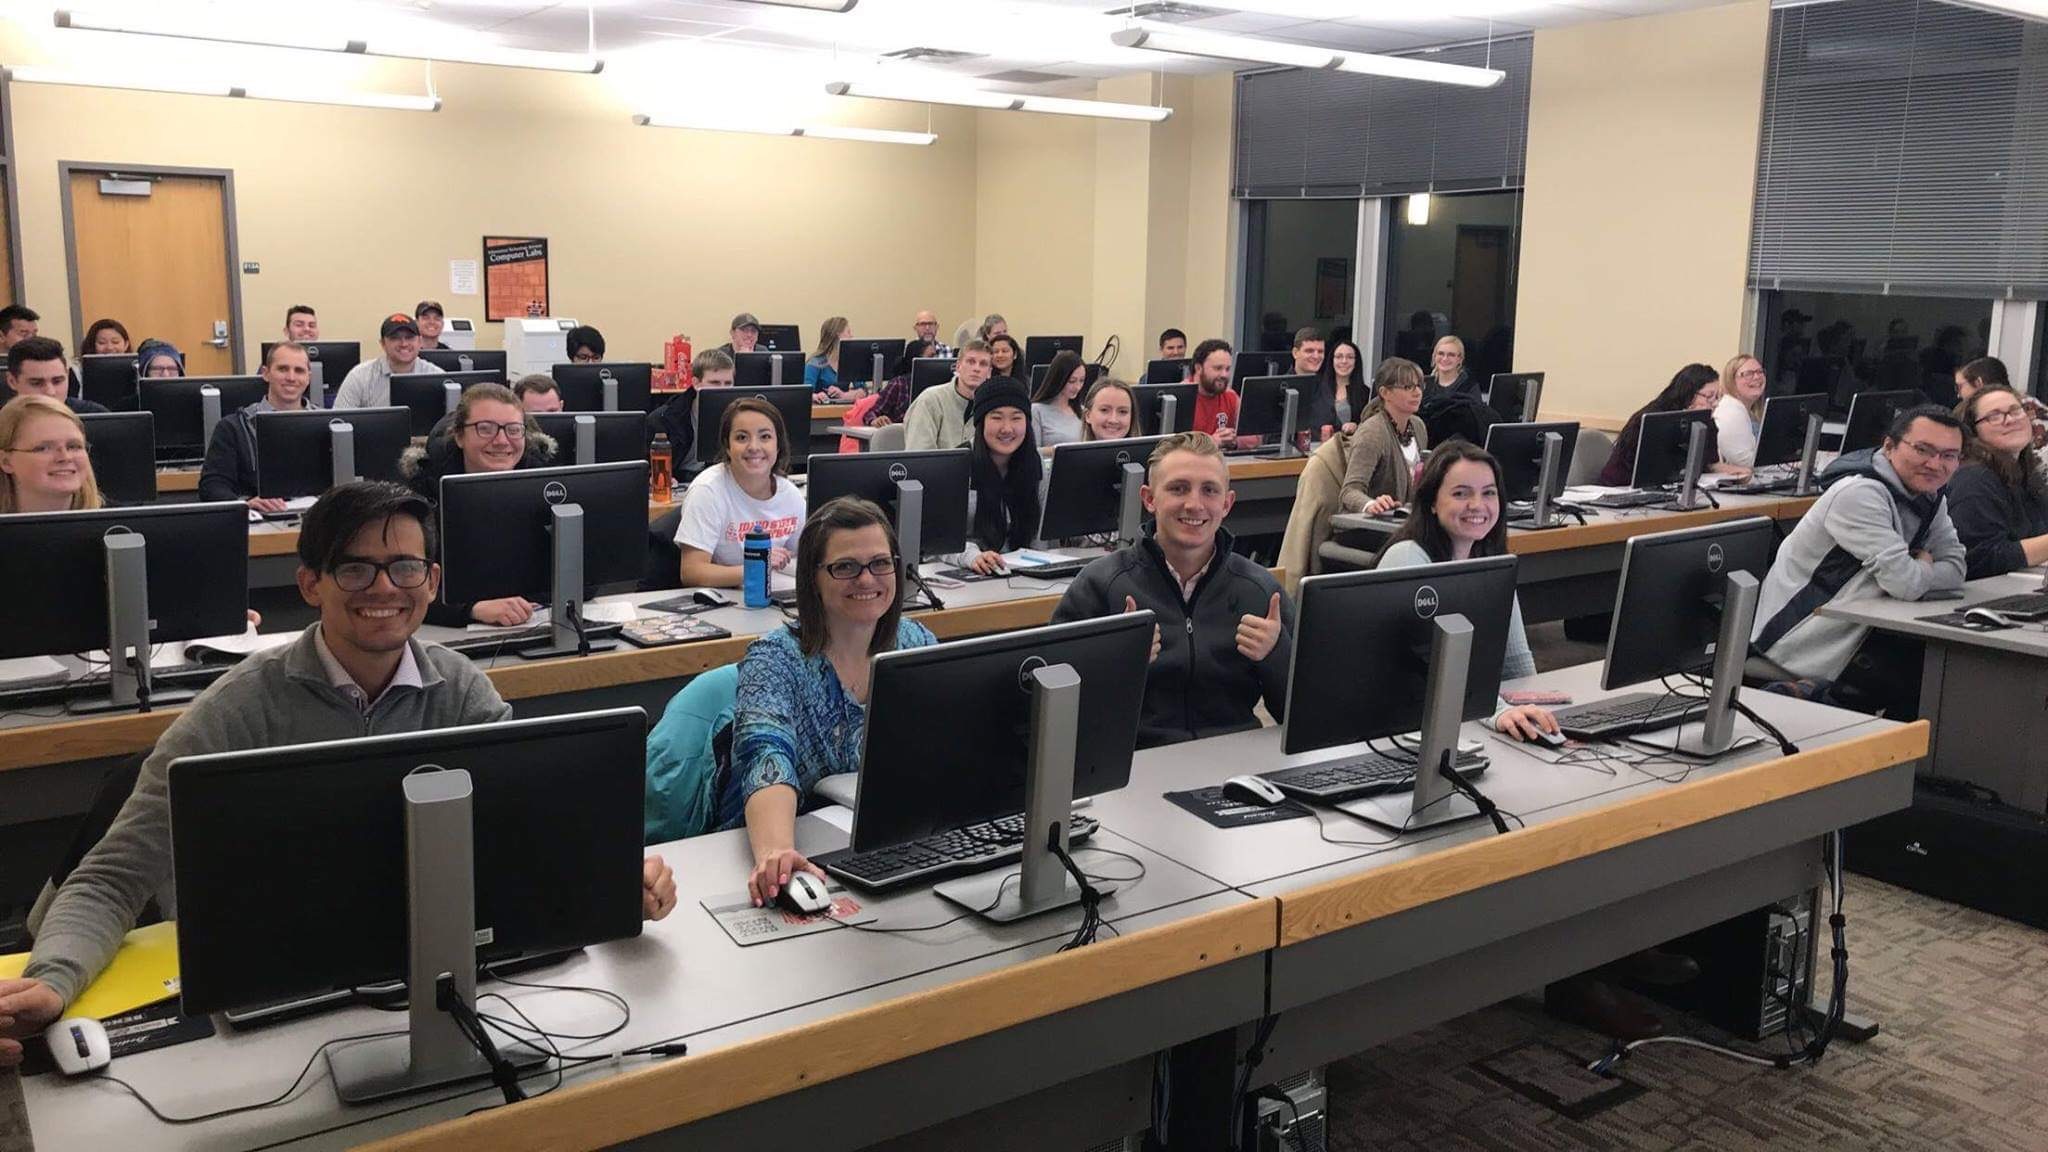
[24,626,511,1006]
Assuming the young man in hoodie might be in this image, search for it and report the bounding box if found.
[1052,432,1293,747]
[1751,404,1967,717]
[198,340,317,511]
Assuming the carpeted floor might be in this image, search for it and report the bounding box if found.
[1320,875,2048,1151]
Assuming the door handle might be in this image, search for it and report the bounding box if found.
[207,338,229,348]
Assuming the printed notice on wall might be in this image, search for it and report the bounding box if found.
[482,236,549,321]
[448,259,479,297]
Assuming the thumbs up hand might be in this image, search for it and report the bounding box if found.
[1125,595,1161,663]
[1236,591,1284,663]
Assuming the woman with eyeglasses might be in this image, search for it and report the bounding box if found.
[675,396,805,590]
[1597,363,1751,487]
[401,381,558,627]
[1949,385,2048,578]
[1713,354,1770,468]
[1338,357,1432,516]
[726,496,936,906]
[0,395,105,513]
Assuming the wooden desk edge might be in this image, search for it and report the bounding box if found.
[1274,720,1928,947]
[351,899,1278,1152]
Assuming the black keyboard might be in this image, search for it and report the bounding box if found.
[1009,559,1091,580]
[1724,475,1798,495]
[223,949,580,1030]
[1975,592,2048,622]
[0,664,226,710]
[1262,750,1489,802]
[1223,444,1282,458]
[1583,490,1672,509]
[441,621,623,657]
[817,813,1099,891]
[1553,692,1706,739]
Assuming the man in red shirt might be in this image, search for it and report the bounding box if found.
[1189,339,1238,447]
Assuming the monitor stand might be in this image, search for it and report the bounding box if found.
[892,479,926,608]
[518,503,618,659]
[1117,462,1146,546]
[309,361,327,409]
[328,769,543,1103]
[1632,570,1765,759]
[1521,378,1544,423]
[1790,411,1824,497]
[935,663,1098,922]
[1158,393,1179,435]
[1276,387,1302,457]
[443,379,462,417]
[573,414,597,466]
[1508,430,1567,531]
[68,535,197,715]
[602,375,619,413]
[1672,421,1711,511]
[1341,614,1481,832]
[330,420,358,487]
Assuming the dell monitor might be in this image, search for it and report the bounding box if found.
[805,449,970,596]
[439,461,649,659]
[844,613,1152,922]
[1029,363,1049,392]
[732,350,806,390]
[0,503,247,710]
[693,384,814,472]
[1840,389,1920,455]
[1023,334,1083,371]
[550,362,652,413]
[1236,374,1313,452]
[391,370,498,437]
[838,339,906,390]
[78,411,157,506]
[531,411,650,467]
[1601,517,1774,757]
[1145,358,1191,386]
[253,407,411,498]
[168,708,645,1102]
[1484,420,1580,530]
[261,341,363,406]
[419,348,507,380]
[1282,556,1518,829]
[1487,372,1545,423]
[910,357,959,399]
[141,375,266,460]
[1039,436,1167,545]
[1231,350,1292,387]
[1745,391,1830,496]
[77,353,138,411]
[755,324,802,353]
[1630,408,1718,508]
[1130,383,1196,435]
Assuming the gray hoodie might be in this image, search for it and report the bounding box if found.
[1750,448,1965,681]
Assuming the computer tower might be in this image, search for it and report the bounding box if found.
[1252,1066,1328,1152]
[1644,900,1812,1041]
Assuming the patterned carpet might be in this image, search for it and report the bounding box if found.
[1321,877,2048,1151]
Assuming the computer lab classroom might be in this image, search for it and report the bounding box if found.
[3,0,2046,1149]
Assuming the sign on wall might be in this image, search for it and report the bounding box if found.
[483,236,549,321]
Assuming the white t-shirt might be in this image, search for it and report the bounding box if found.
[673,463,805,566]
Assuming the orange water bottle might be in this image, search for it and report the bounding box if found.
[650,433,673,503]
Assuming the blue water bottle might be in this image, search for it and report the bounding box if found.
[743,530,772,609]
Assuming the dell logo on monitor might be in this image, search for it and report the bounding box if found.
[542,481,569,505]
[1414,586,1440,618]
[887,462,909,482]
[1017,654,1048,692]
[1115,450,1132,465]
[1706,543,1725,573]
[307,345,322,359]
[599,367,614,380]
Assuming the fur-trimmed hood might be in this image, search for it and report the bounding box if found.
[400,411,558,500]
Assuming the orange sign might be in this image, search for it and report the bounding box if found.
[482,236,549,321]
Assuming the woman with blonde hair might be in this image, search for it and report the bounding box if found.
[1713,353,1769,468]
[0,394,104,513]
[804,316,852,400]
[1428,334,1478,399]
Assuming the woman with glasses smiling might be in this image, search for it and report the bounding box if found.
[401,381,559,627]
[717,497,936,907]
[0,395,104,513]
[1949,386,2048,578]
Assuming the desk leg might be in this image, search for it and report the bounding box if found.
[1799,885,1879,1043]
[1151,1028,1240,1152]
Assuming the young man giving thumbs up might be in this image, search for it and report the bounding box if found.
[1053,432,1294,748]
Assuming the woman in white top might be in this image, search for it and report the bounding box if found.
[1713,353,1768,468]
[675,396,805,588]
[1032,351,1088,448]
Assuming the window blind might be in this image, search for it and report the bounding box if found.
[1750,0,2048,297]
[1233,35,1532,200]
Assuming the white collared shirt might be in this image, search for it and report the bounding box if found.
[1162,546,1217,603]
[312,625,424,714]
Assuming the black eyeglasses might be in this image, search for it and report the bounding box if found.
[460,419,526,441]
[820,556,900,581]
[330,557,431,591]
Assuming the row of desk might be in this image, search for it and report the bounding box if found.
[20,662,1926,1151]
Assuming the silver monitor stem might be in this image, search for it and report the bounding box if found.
[1345,614,1482,831]
[1279,387,1301,456]
[574,414,596,466]
[873,352,888,389]
[602,377,619,413]
[329,419,358,488]
[1159,393,1179,435]
[770,357,785,388]
[1793,411,1824,497]
[1528,431,1562,528]
[935,662,1091,922]
[457,354,475,373]
[517,503,617,660]
[200,386,224,446]
[103,534,151,712]
[1658,570,1762,758]
[1524,378,1544,423]
[1118,461,1147,546]
[309,361,327,408]
[1674,420,1709,510]
[442,379,460,415]
[893,479,924,608]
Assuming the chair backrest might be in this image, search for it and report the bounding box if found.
[642,505,685,591]
[1569,427,1615,486]
[872,422,908,453]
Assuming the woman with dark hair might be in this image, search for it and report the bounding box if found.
[82,318,130,356]
[1032,350,1088,447]
[1596,363,1750,486]
[1320,338,1367,429]
[1373,440,1556,742]
[951,378,1042,575]
[675,396,804,589]
[1339,357,1430,515]
[987,333,1024,382]
[727,496,937,905]
[1949,385,2048,578]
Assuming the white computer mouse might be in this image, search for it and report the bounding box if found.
[777,871,833,916]
[45,1017,111,1075]
[1221,774,1287,807]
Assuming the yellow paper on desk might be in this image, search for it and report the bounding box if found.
[0,921,180,1020]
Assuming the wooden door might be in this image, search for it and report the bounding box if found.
[68,170,235,375]
[1451,225,1511,340]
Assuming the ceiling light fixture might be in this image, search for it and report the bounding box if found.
[825,80,1172,122]
[53,9,604,74]
[1110,24,1505,87]
[633,113,934,146]
[725,0,862,10]
[6,66,441,111]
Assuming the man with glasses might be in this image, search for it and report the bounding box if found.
[199,341,317,511]
[912,309,952,358]
[1751,405,1967,717]
[0,482,679,1064]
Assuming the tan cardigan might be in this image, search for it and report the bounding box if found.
[1277,429,1353,592]
[1338,406,1429,513]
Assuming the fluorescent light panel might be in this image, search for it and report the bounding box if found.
[725,0,861,9]
[7,66,440,111]
[634,113,933,146]
[54,9,603,73]
[1110,24,1505,88]
[825,80,1171,122]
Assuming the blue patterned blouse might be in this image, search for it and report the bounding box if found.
[717,619,937,830]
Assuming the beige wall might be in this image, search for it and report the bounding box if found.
[972,106,1095,343]
[1513,0,1770,424]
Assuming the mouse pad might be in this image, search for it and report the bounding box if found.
[1919,610,2018,632]
[1164,786,1312,830]
[18,999,215,1077]
[701,884,878,948]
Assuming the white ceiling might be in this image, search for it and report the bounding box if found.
[320,0,1732,89]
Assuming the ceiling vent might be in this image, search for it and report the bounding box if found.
[882,46,987,64]
[1104,2,1223,21]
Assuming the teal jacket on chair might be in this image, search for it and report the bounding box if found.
[644,664,740,844]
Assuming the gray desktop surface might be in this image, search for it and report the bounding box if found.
[23,818,1252,1152]
[1817,569,2048,657]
